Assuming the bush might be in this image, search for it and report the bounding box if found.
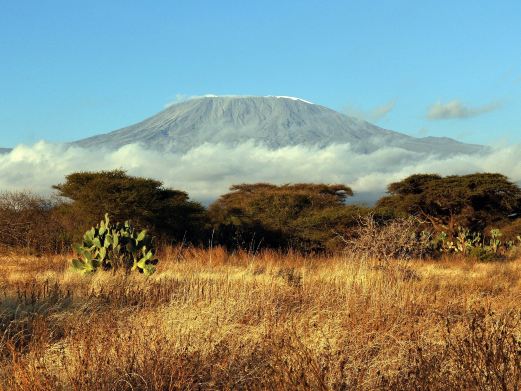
[0,191,70,253]
[433,227,516,261]
[72,214,159,275]
[496,217,521,242]
[344,214,433,260]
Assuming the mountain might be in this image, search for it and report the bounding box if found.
[74,96,484,155]
[0,148,11,154]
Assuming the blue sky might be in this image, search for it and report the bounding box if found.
[1,0,520,147]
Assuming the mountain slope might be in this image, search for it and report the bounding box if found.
[74,96,484,155]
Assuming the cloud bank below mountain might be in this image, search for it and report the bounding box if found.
[1,141,520,204]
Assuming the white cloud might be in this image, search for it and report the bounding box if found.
[426,100,501,120]
[0,141,520,204]
[343,100,396,122]
[164,94,191,108]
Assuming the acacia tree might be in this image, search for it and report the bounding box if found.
[53,170,208,243]
[209,183,366,251]
[376,173,521,236]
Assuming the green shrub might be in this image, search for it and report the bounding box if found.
[434,227,509,261]
[71,214,158,275]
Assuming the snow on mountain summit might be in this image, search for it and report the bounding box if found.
[268,96,314,104]
[74,95,483,156]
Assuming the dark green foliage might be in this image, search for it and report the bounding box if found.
[72,214,158,275]
[209,183,365,252]
[377,173,521,236]
[53,170,208,244]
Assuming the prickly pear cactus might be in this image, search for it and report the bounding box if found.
[71,214,159,275]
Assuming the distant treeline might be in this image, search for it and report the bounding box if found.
[1,169,521,255]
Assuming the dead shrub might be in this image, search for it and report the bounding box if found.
[0,192,70,254]
[344,214,433,260]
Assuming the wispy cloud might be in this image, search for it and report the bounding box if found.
[426,100,502,120]
[343,100,396,122]
[164,94,190,108]
[1,141,520,204]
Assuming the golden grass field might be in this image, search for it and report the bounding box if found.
[0,247,520,390]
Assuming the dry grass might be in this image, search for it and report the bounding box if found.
[0,247,520,390]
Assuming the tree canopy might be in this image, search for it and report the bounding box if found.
[208,183,365,251]
[377,173,521,235]
[53,170,208,243]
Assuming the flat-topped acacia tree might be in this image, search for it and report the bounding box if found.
[209,183,367,252]
[377,173,521,236]
[53,169,208,244]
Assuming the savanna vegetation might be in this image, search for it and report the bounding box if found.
[0,169,520,390]
[0,250,519,390]
[3,169,520,258]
